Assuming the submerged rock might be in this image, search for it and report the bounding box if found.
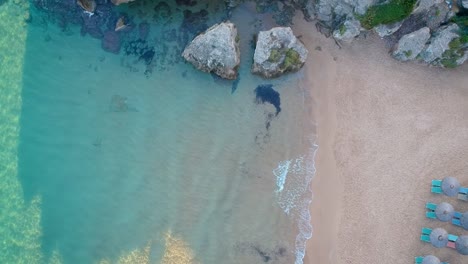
[252,27,308,78]
[392,27,430,61]
[333,19,361,42]
[102,31,121,54]
[182,21,240,80]
[420,23,460,63]
[138,22,150,40]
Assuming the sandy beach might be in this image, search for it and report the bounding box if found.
[293,18,468,264]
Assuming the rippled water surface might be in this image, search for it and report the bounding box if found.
[0,1,316,263]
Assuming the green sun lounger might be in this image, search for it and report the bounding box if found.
[448,234,458,242]
[426,202,437,211]
[422,227,432,235]
[420,234,431,243]
[426,211,437,219]
[431,186,443,194]
[432,179,442,187]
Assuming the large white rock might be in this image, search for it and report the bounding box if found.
[420,23,460,63]
[392,27,431,61]
[333,19,361,42]
[252,27,308,78]
[462,0,468,8]
[182,22,240,80]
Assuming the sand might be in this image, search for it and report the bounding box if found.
[292,18,468,264]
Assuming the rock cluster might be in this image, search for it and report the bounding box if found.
[182,23,308,79]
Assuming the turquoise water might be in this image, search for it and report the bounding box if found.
[1,1,316,263]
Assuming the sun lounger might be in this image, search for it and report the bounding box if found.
[432,179,442,187]
[431,186,443,194]
[415,256,449,264]
[426,202,437,210]
[422,227,432,235]
[454,211,462,218]
[420,234,431,243]
[447,241,456,249]
[452,218,461,226]
[458,193,468,201]
[448,234,458,242]
[460,187,468,194]
[426,211,437,219]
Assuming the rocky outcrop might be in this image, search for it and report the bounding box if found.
[182,22,240,80]
[392,27,430,61]
[420,24,460,63]
[252,27,308,78]
[463,0,468,9]
[333,19,361,42]
[111,0,136,5]
[77,0,96,13]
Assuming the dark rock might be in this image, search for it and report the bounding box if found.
[124,39,155,65]
[81,13,104,39]
[181,9,209,35]
[138,22,150,40]
[176,0,197,6]
[102,31,121,53]
[154,2,172,21]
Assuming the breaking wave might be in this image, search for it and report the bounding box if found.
[273,138,318,264]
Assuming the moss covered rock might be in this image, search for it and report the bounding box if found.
[252,27,308,78]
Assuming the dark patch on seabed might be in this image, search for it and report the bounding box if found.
[233,242,289,263]
[255,84,281,116]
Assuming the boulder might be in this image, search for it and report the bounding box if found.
[333,19,361,42]
[420,23,460,63]
[392,27,430,61]
[182,22,240,80]
[463,0,468,8]
[77,0,96,13]
[111,0,136,5]
[374,22,402,38]
[252,27,308,78]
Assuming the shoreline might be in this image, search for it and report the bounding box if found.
[293,17,468,264]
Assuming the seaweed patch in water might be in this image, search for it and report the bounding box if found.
[254,84,281,116]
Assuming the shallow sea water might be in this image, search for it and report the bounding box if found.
[1,1,316,263]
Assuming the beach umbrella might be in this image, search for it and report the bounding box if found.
[435,202,454,222]
[455,235,468,255]
[460,212,468,230]
[441,176,460,197]
[430,228,448,248]
[421,255,440,264]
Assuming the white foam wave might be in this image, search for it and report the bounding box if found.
[273,139,318,264]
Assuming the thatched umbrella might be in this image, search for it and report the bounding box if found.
[430,228,448,248]
[421,255,441,264]
[441,176,460,197]
[460,212,468,230]
[435,202,454,222]
[455,235,468,255]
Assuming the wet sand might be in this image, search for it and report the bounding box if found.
[293,18,468,264]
